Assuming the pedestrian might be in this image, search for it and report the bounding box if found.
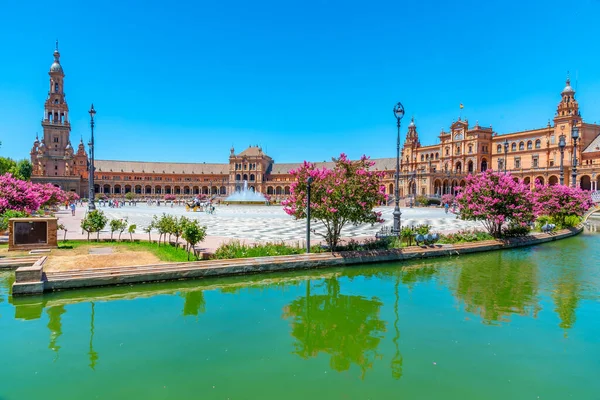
[444,203,449,214]
[70,202,76,216]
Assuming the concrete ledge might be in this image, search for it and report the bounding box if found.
[12,281,45,296]
[14,226,582,296]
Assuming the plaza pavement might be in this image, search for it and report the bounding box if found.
[55,203,484,251]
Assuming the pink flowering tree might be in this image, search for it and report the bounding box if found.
[0,173,42,214]
[441,193,454,205]
[282,154,388,250]
[533,182,593,227]
[37,183,68,209]
[455,170,535,238]
[66,191,80,202]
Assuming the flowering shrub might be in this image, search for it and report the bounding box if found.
[282,154,387,250]
[66,191,80,202]
[455,170,535,238]
[164,194,176,201]
[532,182,592,228]
[37,183,68,209]
[441,194,454,205]
[0,173,42,214]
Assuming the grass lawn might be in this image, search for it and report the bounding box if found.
[57,240,197,263]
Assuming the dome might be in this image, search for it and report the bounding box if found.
[50,61,62,73]
[408,116,416,128]
[562,78,574,95]
[65,143,72,150]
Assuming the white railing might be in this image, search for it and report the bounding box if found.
[591,191,600,203]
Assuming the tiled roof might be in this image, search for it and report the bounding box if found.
[583,133,600,153]
[95,160,229,175]
[237,146,266,157]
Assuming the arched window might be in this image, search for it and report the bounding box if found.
[535,139,541,149]
[497,144,502,153]
[519,141,524,150]
[468,145,473,153]
[511,143,516,151]
[235,174,241,181]
[243,174,248,181]
[249,174,255,181]
[527,140,532,149]
[421,154,424,161]
[55,83,59,92]
[481,159,488,172]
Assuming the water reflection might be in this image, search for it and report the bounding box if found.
[47,305,65,360]
[452,251,540,325]
[181,290,206,317]
[282,277,386,379]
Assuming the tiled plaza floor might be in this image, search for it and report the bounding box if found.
[61,204,483,243]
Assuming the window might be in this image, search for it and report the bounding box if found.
[535,139,541,149]
[421,155,424,161]
[498,159,504,170]
[53,137,59,143]
[532,156,539,168]
[514,157,521,169]
[527,141,532,149]
[54,165,58,170]
[519,142,524,150]
[511,143,517,152]
[445,147,449,156]
[55,83,59,92]
[497,144,502,153]
[468,145,473,153]
[550,136,555,144]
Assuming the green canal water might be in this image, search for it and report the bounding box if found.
[1,226,600,399]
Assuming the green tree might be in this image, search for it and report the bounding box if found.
[0,157,17,176]
[58,223,68,241]
[125,192,135,201]
[128,224,137,242]
[14,159,33,180]
[81,210,108,242]
[181,219,207,260]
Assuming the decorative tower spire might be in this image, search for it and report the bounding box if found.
[404,116,421,147]
[555,73,579,122]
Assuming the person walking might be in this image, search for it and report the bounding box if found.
[70,202,76,216]
[444,202,449,214]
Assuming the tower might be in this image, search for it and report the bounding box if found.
[31,42,85,195]
[554,75,580,123]
[405,117,421,148]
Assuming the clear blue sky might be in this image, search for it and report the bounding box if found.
[2,0,600,164]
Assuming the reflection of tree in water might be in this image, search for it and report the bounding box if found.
[47,305,66,361]
[0,272,15,304]
[453,252,540,324]
[88,302,98,370]
[390,274,403,380]
[552,266,582,335]
[282,277,386,379]
[181,290,206,317]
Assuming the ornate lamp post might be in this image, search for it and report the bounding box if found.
[88,104,96,210]
[393,102,405,235]
[503,139,509,174]
[558,134,566,185]
[306,176,313,253]
[571,122,579,188]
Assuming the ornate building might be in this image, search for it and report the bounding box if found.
[29,46,600,199]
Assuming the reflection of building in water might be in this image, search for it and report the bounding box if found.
[47,305,65,360]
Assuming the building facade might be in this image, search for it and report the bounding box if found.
[30,46,600,200]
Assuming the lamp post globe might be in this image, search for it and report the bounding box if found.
[392,102,405,235]
[88,103,96,211]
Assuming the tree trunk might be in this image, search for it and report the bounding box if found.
[87,231,90,242]
[63,230,67,241]
[111,232,114,242]
[118,232,122,242]
[97,231,100,242]
[130,232,133,242]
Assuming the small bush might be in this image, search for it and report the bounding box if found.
[438,229,494,244]
[0,210,29,231]
[561,215,581,228]
[427,199,441,206]
[213,240,321,259]
[501,223,531,238]
[415,224,431,235]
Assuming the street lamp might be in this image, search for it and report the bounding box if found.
[558,134,566,185]
[503,139,509,174]
[571,122,579,188]
[306,176,313,253]
[393,102,405,235]
[88,104,96,210]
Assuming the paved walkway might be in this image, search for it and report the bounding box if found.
[55,204,483,251]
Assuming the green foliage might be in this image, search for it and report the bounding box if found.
[0,210,29,231]
[561,215,581,228]
[400,227,414,246]
[109,218,128,241]
[213,240,322,259]
[181,219,207,260]
[415,224,431,235]
[535,215,552,230]
[501,223,531,238]
[57,223,68,241]
[437,229,494,244]
[95,193,107,200]
[125,192,136,201]
[0,158,33,180]
[81,210,108,242]
[415,195,428,206]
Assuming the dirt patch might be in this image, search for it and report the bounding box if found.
[45,246,162,272]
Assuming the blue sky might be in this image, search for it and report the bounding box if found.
[1,0,600,163]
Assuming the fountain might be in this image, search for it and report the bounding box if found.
[223,180,268,205]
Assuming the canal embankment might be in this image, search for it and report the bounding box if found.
[12,226,583,296]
